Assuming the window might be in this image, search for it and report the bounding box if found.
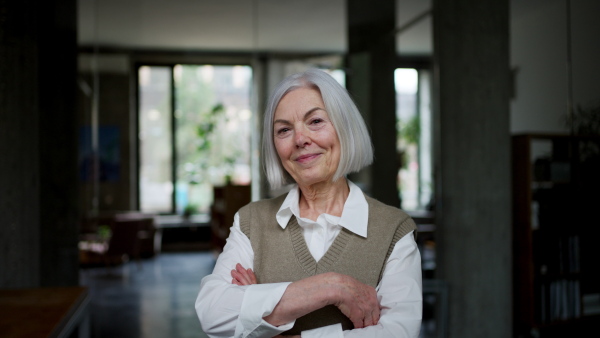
[395,68,433,211]
[138,64,253,214]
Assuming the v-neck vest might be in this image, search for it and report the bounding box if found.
[239,192,416,334]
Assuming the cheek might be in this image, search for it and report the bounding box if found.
[274,139,289,159]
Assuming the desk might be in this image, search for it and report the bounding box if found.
[0,287,90,338]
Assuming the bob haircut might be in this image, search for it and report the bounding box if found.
[263,68,373,189]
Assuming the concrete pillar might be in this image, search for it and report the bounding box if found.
[433,0,511,336]
[38,0,79,287]
[0,0,79,287]
[346,0,400,207]
[0,0,41,288]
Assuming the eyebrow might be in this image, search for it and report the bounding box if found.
[273,107,325,125]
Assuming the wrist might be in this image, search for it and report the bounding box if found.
[318,272,344,307]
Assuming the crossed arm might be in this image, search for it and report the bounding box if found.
[195,218,422,337]
[231,263,381,329]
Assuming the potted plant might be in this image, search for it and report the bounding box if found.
[183,203,199,221]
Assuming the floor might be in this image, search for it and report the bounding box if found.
[80,251,215,338]
[80,250,439,338]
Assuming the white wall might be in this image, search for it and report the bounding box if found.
[511,0,600,134]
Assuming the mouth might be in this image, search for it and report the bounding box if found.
[295,153,321,163]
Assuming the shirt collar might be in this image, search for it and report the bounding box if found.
[275,180,369,238]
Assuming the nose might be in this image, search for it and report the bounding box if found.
[295,130,311,148]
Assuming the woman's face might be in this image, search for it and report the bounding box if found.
[273,87,341,187]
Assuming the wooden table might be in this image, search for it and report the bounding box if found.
[0,287,90,338]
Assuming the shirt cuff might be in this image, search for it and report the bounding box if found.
[235,282,295,338]
[301,323,344,338]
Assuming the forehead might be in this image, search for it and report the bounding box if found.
[274,87,325,117]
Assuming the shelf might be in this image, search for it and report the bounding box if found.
[512,134,600,337]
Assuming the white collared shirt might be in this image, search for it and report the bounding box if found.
[196,181,422,338]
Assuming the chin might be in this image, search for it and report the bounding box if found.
[296,175,336,187]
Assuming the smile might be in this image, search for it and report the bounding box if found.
[295,153,321,163]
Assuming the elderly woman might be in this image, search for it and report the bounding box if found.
[196,69,422,337]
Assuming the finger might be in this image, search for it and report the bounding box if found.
[365,296,380,327]
[365,308,379,327]
[351,309,365,329]
[236,263,247,274]
[363,310,374,327]
[238,265,258,285]
[365,305,379,326]
[231,269,244,283]
[372,307,381,325]
[364,304,378,327]
[247,268,257,284]
[231,269,251,285]
[235,265,251,284]
[232,278,242,286]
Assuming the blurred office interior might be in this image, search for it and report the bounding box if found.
[2,0,600,337]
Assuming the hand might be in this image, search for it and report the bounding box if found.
[331,273,381,329]
[231,263,257,286]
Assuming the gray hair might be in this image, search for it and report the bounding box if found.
[263,68,373,189]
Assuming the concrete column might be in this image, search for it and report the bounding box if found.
[346,0,400,207]
[251,56,268,201]
[37,0,79,287]
[433,0,511,337]
[0,0,79,287]
[0,0,41,288]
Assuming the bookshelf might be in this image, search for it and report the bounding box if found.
[512,134,600,337]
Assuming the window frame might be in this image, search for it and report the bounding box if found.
[134,61,254,214]
[394,57,433,211]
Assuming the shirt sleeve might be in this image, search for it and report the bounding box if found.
[195,212,294,338]
[301,323,344,338]
[300,230,422,338]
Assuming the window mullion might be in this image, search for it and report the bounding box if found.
[170,65,177,214]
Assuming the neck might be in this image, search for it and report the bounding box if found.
[298,178,349,221]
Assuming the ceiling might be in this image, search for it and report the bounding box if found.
[78,0,433,56]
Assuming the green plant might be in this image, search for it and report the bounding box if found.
[196,103,225,153]
[97,225,112,240]
[397,115,420,170]
[183,203,199,217]
[398,115,421,145]
[180,103,226,185]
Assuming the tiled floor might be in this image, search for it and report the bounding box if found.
[80,252,215,338]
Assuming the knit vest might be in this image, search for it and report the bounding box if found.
[239,192,417,335]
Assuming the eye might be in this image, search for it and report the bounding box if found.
[310,118,324,125]
[276,127,290,135]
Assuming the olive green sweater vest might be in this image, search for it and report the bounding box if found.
[239,193,416,335]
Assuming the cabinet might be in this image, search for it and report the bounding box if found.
[512,134,600,337]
